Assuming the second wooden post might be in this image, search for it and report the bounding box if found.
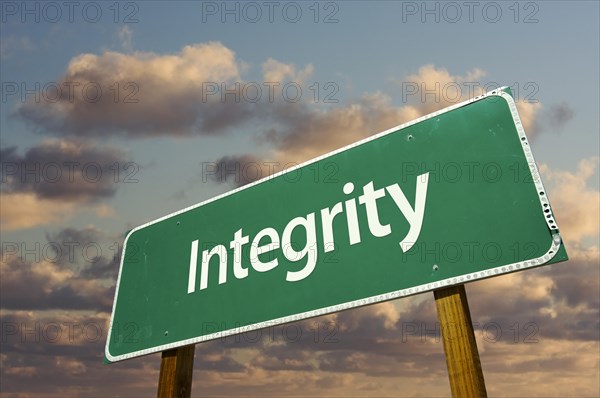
[434,284,487,397]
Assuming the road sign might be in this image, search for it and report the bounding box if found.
[106,88,567,362]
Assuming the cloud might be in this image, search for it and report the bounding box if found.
[14,46,544,150]
[94,203,116,218]
[1,139,127,230]
[517,101,576,138]
[0,35,35,58]
[0,193,78,231]
[262,58,314,84]
[515,100,542,137]
[45,226,122,280]
[0,310,161,397]
[539,157,600,246]
[0,252,114,311]
[267,92,422,164]
[15,42,247,137]
[208,154,265,187]
[117,26,133,51]
[0,192,116,232]
[479,338,599,396]
[542,102,576,132]
[466,248,599,342]
[0,226,119,311]
[12,47,494,146]
[401,64,487,114]
[1,139,129,201]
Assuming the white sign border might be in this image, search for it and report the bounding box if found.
[105,88,563,362]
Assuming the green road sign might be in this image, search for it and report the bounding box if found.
[106,88,567,362]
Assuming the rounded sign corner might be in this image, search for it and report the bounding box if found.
[122,227,139,247]
[104,343,119,363]
[495,88,517,107]
[534,231,564,267]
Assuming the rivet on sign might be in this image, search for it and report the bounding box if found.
[433,264,439,271]
[164,331,168,336]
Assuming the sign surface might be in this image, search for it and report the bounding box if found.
[106,89,567,362]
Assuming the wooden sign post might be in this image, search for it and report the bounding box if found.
[157,345,195,398]
[434,285,487,397]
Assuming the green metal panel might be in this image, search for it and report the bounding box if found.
[105,89,567,362]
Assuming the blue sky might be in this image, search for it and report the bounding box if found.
[1,1,599,396]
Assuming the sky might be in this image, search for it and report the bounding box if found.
[0,0,599,397]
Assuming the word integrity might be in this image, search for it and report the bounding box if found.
[187,174,430,293]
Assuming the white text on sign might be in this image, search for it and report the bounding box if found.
[187,174,430,293]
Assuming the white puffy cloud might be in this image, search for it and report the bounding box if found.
[539,157,600,246]
[0,193,77,231]
[16,42,245,137]
[262,58,314,84]
[117,26,133,51]
[1,138,129,230]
